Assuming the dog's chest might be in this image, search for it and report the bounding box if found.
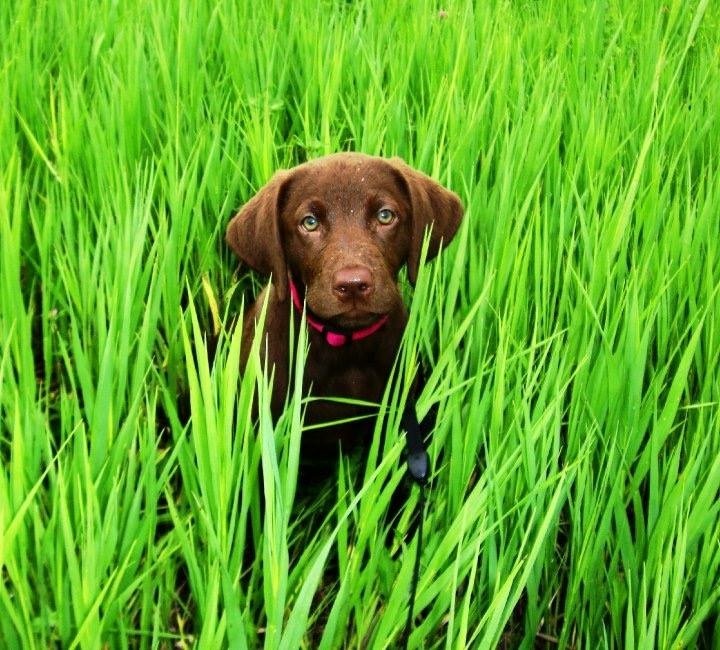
[303,341,396,403]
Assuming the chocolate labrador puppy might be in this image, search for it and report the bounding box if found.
[227,152,463,454]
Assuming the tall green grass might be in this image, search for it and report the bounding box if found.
[1,0,719,647]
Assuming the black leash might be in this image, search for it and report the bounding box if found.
[401,402,432,649]
[404,410,430,485]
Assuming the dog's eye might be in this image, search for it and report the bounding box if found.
[301,214,319,231]
[376,208,396,225]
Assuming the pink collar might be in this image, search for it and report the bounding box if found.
[288,277,389,347]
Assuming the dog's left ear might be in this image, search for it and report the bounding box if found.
[389,158,464,284]
[226,170,291,301]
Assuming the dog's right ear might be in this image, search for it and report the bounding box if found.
[226,170,291,302]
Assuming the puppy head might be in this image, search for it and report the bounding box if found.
[226,153,463,325]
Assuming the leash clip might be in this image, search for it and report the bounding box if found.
[401,405,431,485]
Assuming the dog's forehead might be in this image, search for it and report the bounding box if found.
[285,155,406,208]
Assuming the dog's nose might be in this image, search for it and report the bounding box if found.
[332,266,373,301]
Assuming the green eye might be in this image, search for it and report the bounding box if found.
[376,208,396,225]
[301,214,319,231]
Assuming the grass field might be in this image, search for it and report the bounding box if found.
[2,0,720,647]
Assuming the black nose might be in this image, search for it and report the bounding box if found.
[332,266,373,301]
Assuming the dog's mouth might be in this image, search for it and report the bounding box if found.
[323,308,387,330]
[296,276,398,331]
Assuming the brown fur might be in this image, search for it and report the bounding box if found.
[227,152,463,453]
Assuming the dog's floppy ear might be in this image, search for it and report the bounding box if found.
[389,158,464,284]
[226,170,291,301]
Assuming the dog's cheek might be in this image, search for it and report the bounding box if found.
[287,238,322,288]
[382,222,412,275]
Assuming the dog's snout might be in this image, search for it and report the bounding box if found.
[332,266,373,301]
